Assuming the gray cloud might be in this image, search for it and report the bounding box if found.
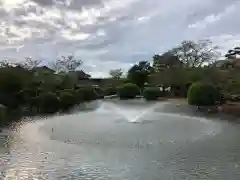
[0,0,239,77]
[32,0,104,9]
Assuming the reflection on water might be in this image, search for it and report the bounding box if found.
[1,100,240,180]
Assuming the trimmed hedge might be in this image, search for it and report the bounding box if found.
[187,82,220,106]
[117,83,140,99]
[76,87,98,102]
[143,87,161,100]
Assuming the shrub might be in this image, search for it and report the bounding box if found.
[171,85,188,97]
[187,82,220,106]
[76,86,98,102]
[104,86,117,96]
[16,88,37,105]
[0,105,7,126]
[61,89,76,95]
[117,83,140,99]
[59,92,76,111]
[36,92,59,113]
[143,87,161,100]
[93,87,104,99]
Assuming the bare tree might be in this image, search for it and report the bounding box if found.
[171,40,219,68]
[48,58,64,73]
[109,68,123,79]
[0,60,11,68]
[20,57,42,70]
[49,55,83,73]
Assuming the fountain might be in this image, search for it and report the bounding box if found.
[97,101,159,122]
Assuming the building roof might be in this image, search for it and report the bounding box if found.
[32,66,55,72]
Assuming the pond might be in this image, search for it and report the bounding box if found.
[1,99,240,180]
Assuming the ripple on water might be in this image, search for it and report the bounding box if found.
[1,101,240,180]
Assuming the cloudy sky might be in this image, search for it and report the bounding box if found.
[0,0,239,77]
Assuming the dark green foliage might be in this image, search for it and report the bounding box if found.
[104,86,117,96]
[171,85,188,97]
[143,87,161,100]
[0,67,32,109]
[187,82,220,106]
[59,92,76,111]
[127,61,153,88]
[60,89,76,96]
[35,92,59,114]
[93,87,104,99]
[225,94,240,102]
[76,86,98,102]
[117,83,140,99]
[0,67,31,94]
[0,105,7,126]
[17,88,38,105]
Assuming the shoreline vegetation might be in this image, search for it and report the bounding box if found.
[1,40,240,128]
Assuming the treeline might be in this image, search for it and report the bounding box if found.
[109,39,240,99]
[0,56,108,127]
[1,39,240,126]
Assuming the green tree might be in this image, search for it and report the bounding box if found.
[0,66,32,108]
[127,61,153,88]
[153,52,182,72]
[225,47,240,59]
[109,68,123,79]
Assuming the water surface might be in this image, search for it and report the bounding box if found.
[1,100,240,180]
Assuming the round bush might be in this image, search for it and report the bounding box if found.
[104,86,117,96]
[117,83,140,99]
[36,92,59,113]
[76,86,98,102]
[59,92,76,111]
[187,82,220,106]
[143,87,160,101]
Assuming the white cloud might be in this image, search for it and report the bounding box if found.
[0,0,27,11]
[60,30,90,40]
[188,4,236,29]
[96,29,105,36]
[210,34,240,53]
[0,0,239,77]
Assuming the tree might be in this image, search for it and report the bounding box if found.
[127,61,153,88]
[225,47,240,59]
[0,66,33,109]
[109,68,123,79]
[49,55,82,73]
[20,57,42,70]
[171,40,219,68]
[0,60,11,68]
[153,52,182,72]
